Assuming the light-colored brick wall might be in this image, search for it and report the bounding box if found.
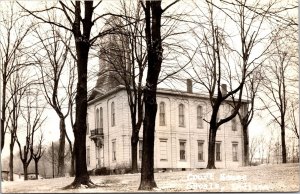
[87,88,246,170]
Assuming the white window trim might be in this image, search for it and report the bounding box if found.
[179,139,187,161]
[159,138,168,161]
[197,140,204,161]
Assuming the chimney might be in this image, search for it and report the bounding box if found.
[221,84,227,96]
[187,79,193,93]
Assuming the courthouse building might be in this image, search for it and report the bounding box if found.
[86,75,248,171]
[86,29,248,171]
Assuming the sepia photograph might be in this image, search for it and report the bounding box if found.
[0,0,299,192]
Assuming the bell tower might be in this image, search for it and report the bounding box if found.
[89,23,130,101]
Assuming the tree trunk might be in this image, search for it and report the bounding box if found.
[131,118,139,173]
[68,18,91,187]
[139,90,158,190]
[70,55,90,185]
[281,124,287,163]
[1,81,6,151]
[131,135,139,173]
[23,164,28,181]
[242,126,249,166]
[70,150,75,177]
[34,159,39,179]
[62,1,95,188]
[57,117,66,177]
[138,1,162,190]
[207,127,217,169]
[65,126,75,176]
[9,134,14,181]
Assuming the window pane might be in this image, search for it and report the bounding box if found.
[198,141,204,161]
[197,106,203,128]
[216,142,221,161]
[160,140,167,160]
[160,102,166,126]
[232,143,238,161]
[139,140,143,160]
[100,107,103,128]
[179,104,184,127]
[180,141,186,160]
[111,102,115,126]
[96,109,100,128]
[112,141,116,161]
[232,117,237,131]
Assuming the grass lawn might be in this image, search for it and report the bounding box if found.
[2,163,299,193]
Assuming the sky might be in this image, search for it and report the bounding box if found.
[1,0,298,159]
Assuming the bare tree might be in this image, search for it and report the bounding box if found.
[138,0,179,190]
[16,87,46,180]
[0,2,33,151]
[266,129,275,164]
[6,69,31,181]
[33,20,74,177]
[187,0,278,169]
[249,136,260,165]
[260,26,298,163]
[18,0,121,188]
[236,69,263,166]
[287,101,299,139]
[32,131,45,179]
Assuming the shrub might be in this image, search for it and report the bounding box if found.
[95,167,110,175]
[113,162,131,175]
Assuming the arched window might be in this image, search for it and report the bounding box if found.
[197,106,203,128]
[232,110,237,131]
[100,107,103,129]
[179,104,185,127]
[111,102,115,126]
[96,108,100,128]
[159,102,166,126]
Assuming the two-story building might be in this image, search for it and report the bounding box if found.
[86,27,247,171]
[86,81,247,171]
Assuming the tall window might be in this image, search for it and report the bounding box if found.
[179,104,185,127]
[139,140,143,161]
[96,108,100,128]
[100,107,103,129]
[215,142,221,161]
[159,102,166,126]
[179,140,186,160]
[95,145,100,167]
[111,102,115,126]
[232,143,238,161]
[197,106,203,128]
[87,147,90,165]
[232,110,237,131]
[112,140,116,161]
[160,139,167,161]
[198,141,204,161]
